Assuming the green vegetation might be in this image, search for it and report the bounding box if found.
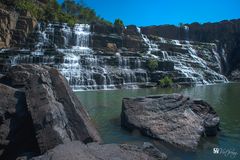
[147,59,158,71]
[114,18,124,28]
[159,76,173,88]
[1,0,111,26]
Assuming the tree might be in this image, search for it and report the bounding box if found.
[62,0,80,16]
[3,0,111,26]
[114,18,124,28]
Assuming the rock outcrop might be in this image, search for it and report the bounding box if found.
[121,94,220,151]
[0,7,37,48]
[91,23,146,53]
[0,83,40,160]
[0,64,101,159]
[31,141,167,160]
[229,68,240,81]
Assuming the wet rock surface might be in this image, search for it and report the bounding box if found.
[31,141,167,160]
[0,21,231,90]
[121,94,220,150]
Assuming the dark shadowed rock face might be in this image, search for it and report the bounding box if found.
[0,64,101,159]
[0,83,40,160]
[121,94,220,151]
[31,141,167,160]
[4,64,101,153]
[229,69,240,81]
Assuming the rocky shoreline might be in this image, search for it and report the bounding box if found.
[0,64,223,159]
[0,64,167,160]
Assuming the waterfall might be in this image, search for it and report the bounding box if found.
[157,37,228,84]
[0,22,228,90]
[137,27,159,58]
[51,23,149,90]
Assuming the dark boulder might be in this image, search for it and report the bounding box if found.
[0,64,101,158]
[229,69,240,81]
[31,141,167,160]
[0,83,40,160]
[6,65,101,152]
[121,94,220,151]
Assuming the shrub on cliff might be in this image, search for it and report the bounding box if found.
[159,76,173,88]
[114,18,124,28]
[147,59,158,71]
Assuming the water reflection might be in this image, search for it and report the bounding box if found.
[76,83,240,160]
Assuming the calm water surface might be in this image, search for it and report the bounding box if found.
[76,83,240,160]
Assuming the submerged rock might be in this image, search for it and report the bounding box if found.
[0,64,101,158]
[31,141,167,160]
[121,94,220,151]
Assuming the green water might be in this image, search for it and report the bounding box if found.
[76,83,240,160]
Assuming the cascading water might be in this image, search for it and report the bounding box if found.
[15,23,149,90]
[158,38,228,84]
[137,27,159,59]
[136,27,227,84]
[0,23,228,90]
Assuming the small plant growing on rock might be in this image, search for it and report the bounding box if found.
[159,76,173,88]
[147,59,158,71]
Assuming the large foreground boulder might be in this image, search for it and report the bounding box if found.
[31,141,167,160]
[121,94,220,151]
[0,84,40,159]
[0,64,101,159]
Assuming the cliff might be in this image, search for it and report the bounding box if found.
[0,5,37,48]
[0,2,240,89]
[88,20,240,79]
[141,19,240,75]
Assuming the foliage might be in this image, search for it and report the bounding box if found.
[15,0,44,19]
[159,76,173,88]
[114,18,124,28]
[147,59,158,71]
[1,0,111,26]
[61,0,111,24]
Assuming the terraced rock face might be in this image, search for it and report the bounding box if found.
[0,23,228,90]
[121,94,220,151]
